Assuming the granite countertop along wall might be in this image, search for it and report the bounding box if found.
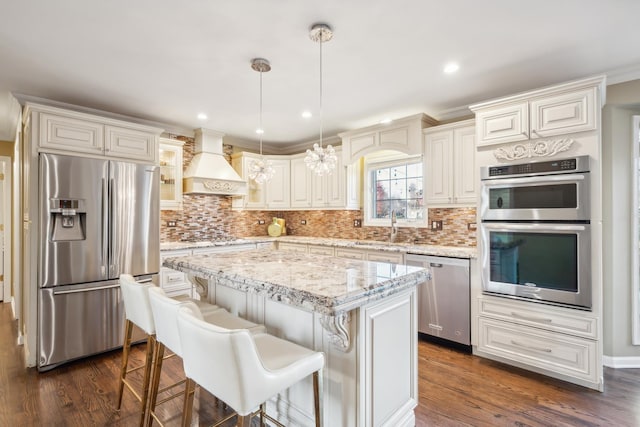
[163,249,429,315]
[161,236,477,258]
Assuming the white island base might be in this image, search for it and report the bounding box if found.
[206,279,418,427]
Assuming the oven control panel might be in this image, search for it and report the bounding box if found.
[482,155,589,179]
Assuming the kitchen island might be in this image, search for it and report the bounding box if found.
[164,249,428,427]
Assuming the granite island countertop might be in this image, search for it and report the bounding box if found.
[163,248,429,316]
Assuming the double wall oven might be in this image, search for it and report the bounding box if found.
[480,156,592,309]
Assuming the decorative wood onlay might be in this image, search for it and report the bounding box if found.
[320,312,351,351]
[202,180,243,192]
[493,138,575,161]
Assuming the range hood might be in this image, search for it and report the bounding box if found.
[183,128,247,196]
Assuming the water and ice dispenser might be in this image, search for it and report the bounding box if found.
[49,199,86,241]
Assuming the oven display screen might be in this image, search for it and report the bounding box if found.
[489,184,577,210]
[489,231,578,292]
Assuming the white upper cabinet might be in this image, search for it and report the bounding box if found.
[159,138,185,210]
[233,148,359,210]
[424,119,477,206]
[471,76,602,147]
[290,154,312,208]
[27,103,161,163]
[339,113,438,165]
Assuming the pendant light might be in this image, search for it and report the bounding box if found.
[305,23,338,176]
[248,58,275,184]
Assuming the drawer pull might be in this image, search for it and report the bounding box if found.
[428,323,443,331]
[510,340,552,353]
[511,312,553,323]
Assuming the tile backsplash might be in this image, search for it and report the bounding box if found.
[160,136,477,248]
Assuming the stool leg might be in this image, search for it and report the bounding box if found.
[181,378,197,427]
[145,341,166,427]
[259,403,266,426]
[138,334,156,427]
[237,415,251,427]
[313,370,321,427]
[116,319,134,410]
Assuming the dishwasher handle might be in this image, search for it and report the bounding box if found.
[429,263,443,268]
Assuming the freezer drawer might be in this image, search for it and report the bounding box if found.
[38,281,127,370]
[406,254,471,346]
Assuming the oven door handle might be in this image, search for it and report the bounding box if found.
[481,222,588,232]
[482,173,587,187]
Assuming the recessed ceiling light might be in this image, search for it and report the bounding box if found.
[379,118,393,124]
[197,113,208,120]
[443,62,459,74]
[255,128,264,134]
[302,110,312,118]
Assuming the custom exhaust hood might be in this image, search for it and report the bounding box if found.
[183,128,247,195]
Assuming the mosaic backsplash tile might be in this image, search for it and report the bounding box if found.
[160,136,477,248]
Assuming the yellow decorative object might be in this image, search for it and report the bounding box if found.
[268,217,282,237]
[276,218,286,235]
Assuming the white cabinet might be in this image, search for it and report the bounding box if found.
[476,295,601,390]
[277,242,308,253]
[334,248,365,260]
[159,138,185,210]
[231,153,289,209]
[471,76,602,147]
[30,104,161,163]
[290,154,312,208]
[160,249,193,298]
[308,245,334,256]
[366,251,404,264]
[233,149,360,210]
[424,119,477,206]
[339,113,438,165]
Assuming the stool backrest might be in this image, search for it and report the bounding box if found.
[119,274,155,335]
[177,304,264,414]
[147,286,200,357]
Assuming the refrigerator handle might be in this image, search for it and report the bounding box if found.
[53,283,121,295]
[109,177,116,277]
[102,178,109,277]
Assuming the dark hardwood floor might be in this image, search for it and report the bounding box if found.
[1,302,639,426]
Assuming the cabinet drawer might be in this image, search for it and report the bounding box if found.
[278,242,308,253]
[308,245,334,256]
[39,112,104,154]
[335,248,365,260]
[161,268,188,286]
[479,297,597,339]
[192,244,255,255]
[105,125,157,162]
[476,102,529,146]
[367,252,404,264]
[478,317,597,383]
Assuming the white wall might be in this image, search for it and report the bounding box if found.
[602,79,640,359]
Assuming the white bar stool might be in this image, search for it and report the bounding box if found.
[177,303,325,427]
[147,286,265,426]
[117,274,220,426]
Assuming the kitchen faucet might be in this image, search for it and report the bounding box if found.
[390,209,398,243]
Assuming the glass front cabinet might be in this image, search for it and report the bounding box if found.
[159,138,185,210]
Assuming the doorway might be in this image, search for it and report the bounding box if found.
[0,156,12,303]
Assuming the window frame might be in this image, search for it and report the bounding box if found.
[363,154,427,228]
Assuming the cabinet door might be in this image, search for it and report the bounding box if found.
[159,140,184,210]
[105,125,158,163]
[265,159,290,209]
[311,168,327,208]
[326,156,345,207]
[453,125,477,204]
[476,102,529,146]
[425,130,453,205]
[243,156,267,209]
[290,156,312,208]
[530,88,596,138]
[39,112,104,155]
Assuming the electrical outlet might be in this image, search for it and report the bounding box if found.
[258,219,265,225]
[167,220,177,227]
[431,220,442,231]
[300,220,307,225]
[354,219,362,227]
[467,222,477,231]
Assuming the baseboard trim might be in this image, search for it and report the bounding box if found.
[603,355,640,368]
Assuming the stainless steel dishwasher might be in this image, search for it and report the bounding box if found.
[405,254,470,347]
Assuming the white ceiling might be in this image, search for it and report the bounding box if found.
[1,0,640,147]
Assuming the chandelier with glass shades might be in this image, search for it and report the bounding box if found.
[304,23,338,176]
[248,58,276,184]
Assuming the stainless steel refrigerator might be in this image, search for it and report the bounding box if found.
[37,153,159,371]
